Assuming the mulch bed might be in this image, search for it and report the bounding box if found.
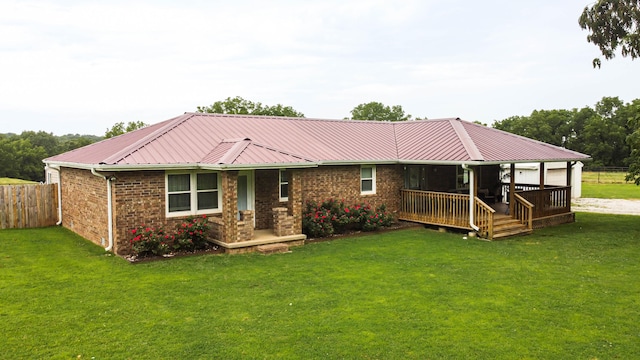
[124,243,225,264]
[124,221,422,263]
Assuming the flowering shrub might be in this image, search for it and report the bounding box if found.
[175,215,210,251]
[129,226,170,257]
[129,215,210,257]
[302,199,394,238]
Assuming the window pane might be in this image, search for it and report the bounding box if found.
[168,174,190,192]
[197,191,218,210]
[197,173,217,190]
[362,179,373,192]
[361,167,372,178]
[280,183,289,199]
[168,193,191,212]
[280,170,288,183]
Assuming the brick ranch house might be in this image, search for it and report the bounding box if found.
[43,113,590,255]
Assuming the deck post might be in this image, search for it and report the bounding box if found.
[509,163,515,216]
[539,162,545,190]
[566,161,572,187]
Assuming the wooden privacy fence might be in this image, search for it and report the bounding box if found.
[0,184,59,229]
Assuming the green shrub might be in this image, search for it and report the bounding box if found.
[129,215,211,257]
[302,199,394,238]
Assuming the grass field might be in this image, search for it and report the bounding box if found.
[582,182,640,199]
[581,171,639,199]
[582,171,630,184]
[2,214,640,359]
[0,177,37,185]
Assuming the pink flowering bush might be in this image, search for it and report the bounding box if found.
[129,215,210,257]
[129,226,170,257]
[302,199,394,238]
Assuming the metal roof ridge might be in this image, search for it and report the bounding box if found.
[102,113,195,164]
[217,139,251,164]
[450,118,484,161]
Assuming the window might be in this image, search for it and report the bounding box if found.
[279,169,289,201]
[167,172,220,216]
[456,166,469,189]
[361,165,376,194]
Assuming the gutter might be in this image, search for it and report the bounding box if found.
[44,164,63,225]
[462,164,480,232]
[91,168,114,252]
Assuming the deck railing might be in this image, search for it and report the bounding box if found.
[399,189,471,229]
[474,196,496,239]
[516,186,571,218]
[513,193,533,230]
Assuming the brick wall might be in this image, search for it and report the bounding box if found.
[61,165,404,254]
[112,171,166,254]
[299,164,404,213]
[60,168,110,248]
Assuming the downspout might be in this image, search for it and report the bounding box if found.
[91,168,114,252]
[462,164,480,232]
[45,164,63,225]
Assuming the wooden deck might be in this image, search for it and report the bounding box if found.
[399,186,572,240]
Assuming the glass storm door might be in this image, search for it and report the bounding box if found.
[237,175,248,212]
[236,171,254,222]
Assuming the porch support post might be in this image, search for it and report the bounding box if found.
[287,169,303,234]
[221,171,239,243]
[539,162,545,190]
[509,163,515,216]
[470,165,478,230]
[566,161,572,187]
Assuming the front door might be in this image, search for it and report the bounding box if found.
[236,171,254,222]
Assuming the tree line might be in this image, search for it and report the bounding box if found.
[492,96,640,172]
[3,95,640,184]
[0,132,101,182]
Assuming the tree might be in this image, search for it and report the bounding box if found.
[197,96,305,117]
[105,121,147,138]
[579,0,640,68]
[348,102,411,121]
[492,97,639,170]
[624,100,640,183]
[492,110,575,147]
[582,97,631,167]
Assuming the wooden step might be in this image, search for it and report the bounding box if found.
[492,227,532,239]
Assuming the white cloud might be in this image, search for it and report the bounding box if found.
[0,0,636,135]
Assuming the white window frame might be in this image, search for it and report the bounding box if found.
[166,171,222,217]
[360,165,376,195]
[279,169,289,202]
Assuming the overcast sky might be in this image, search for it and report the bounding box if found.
[0,0,637,136]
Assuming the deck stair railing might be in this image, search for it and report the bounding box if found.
[474,197,495,239]
[512,194,534,230]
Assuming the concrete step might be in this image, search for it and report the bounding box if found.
[257,243,290,254]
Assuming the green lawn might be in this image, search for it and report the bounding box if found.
[2,215,640,359]
[582,182,640,199]
[582,171,630,184]
[0,177,37,185]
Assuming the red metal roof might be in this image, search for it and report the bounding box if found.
[44,113,590,168]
